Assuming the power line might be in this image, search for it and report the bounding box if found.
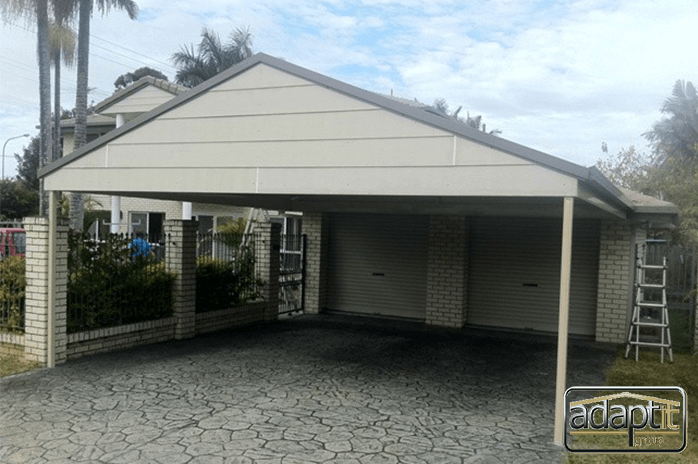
[91,35,176,72]
[3,21,177,77]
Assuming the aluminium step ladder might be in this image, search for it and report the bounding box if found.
[625,245,673,362]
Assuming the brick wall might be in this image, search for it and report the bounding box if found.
[595,220,637,343]
[425,216,469,328]
[0,333,25,357]
[87,194,250,234]
[165,220,198,340]
[12,215,282,365]
[195,302,267,335]
[23,217,69,365]
[67,318,176,359]
[304,213,329,314]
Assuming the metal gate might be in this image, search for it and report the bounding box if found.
[279,234,306,314]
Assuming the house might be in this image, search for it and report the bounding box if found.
[59,77,261,236]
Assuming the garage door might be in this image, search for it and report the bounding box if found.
[467,217,600,336]
[328,213,428,319]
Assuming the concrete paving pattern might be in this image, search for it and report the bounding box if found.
[0,315,616,463]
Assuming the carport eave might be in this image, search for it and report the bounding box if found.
[43,189,628,219]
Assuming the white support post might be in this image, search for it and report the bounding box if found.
[110,114,126,234]
[182,202,192,220]
[110,196,121,234]
[554,196,574,445]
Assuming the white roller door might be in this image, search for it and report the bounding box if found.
[467,217,600,336]
[328,213,428,319]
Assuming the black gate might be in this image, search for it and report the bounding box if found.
[279,234,306,314]
[643,241,696,349]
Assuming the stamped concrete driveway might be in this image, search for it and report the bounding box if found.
[1,314,616,464]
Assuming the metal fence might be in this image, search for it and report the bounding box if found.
[67,232,175,333]
[196,232,263,312]
[0,255,26,333]
[279,234,305,314]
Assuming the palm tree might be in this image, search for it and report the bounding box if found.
[49,20,76,161]
[172,27,253,88]
[431,98,502,136]
[71,0,137,230]
[645,80,698,162]
[0,0,54,215]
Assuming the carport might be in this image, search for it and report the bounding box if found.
[39,53,678,444]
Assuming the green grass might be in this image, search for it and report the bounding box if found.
[566,348,698,463]
[0,352,42,378]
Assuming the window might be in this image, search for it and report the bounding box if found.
[130,212,164,241]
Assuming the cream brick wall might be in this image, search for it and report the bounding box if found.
[0,333,25,357]
[196,302,267,335]
[23,217,69,365]
[165,220,198,339]
[67,318,176,359]
[85,194,250,233]
[595,219,639,343]
[303,213,328,314]
[425,216,469,328]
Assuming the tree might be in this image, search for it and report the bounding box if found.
[595,145,655,191]
[50,19,76,160]
[0,179,40,219]
[597,79,698,246]
[114,66,168,90]
[0,0,54,215]
[71,0,138,230]
[431,98,501,135]
[171,27,253,88]
[644,80,698,163]
[15,135,41,191]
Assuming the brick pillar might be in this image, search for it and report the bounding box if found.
[595,219,636,343]
[165,219,197,339]
[304,212,328,314]
[255,222,281,322]
[425,215,469,328]
[54,222,69,364]
[24,217,68,365]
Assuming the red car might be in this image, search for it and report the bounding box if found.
[0,228,26,259]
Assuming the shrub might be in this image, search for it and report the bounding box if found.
[196,251,264,312]
[0,256,26,333]
[67,233,177,333]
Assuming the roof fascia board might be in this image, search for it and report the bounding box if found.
[577,184,626,219]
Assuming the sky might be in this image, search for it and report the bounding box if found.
[1,0,697,178]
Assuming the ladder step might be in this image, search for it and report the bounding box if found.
[627,340,672,348]
[632,321,668,328]
[638,264,665,270]
[636,302,665,308]
[638,283,664,289]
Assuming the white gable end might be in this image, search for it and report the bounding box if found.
[45,62,577,198]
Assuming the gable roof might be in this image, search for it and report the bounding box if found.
[95,76,186,114]
[37,53,675,218]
